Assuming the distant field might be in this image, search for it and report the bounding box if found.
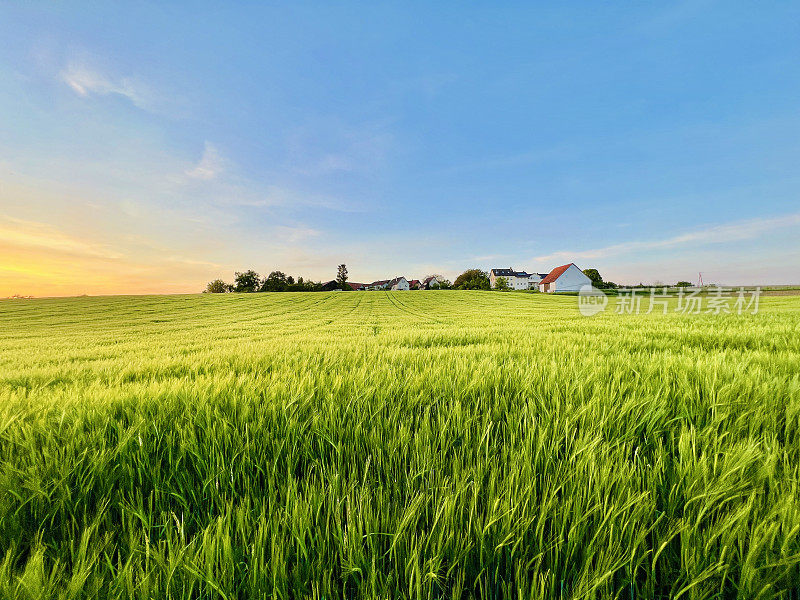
[1,292,799,599]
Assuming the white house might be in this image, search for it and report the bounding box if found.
[365,279,390,290]
[538,263,592,292]
[421,275,443,289]
[489,268,544,290]
[389,276,410,291]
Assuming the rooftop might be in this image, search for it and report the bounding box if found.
[491,268,540,279]
[540,263,575,285]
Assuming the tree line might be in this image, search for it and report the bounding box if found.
[205,270,330,293]
[206,266,662,293]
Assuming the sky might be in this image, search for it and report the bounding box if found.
[1,2,799,296]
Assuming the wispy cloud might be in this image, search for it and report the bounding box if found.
[207,183,365,213]
[60,62,152,109]
[179,142,361,211]
[273,225,321,243]
[164,256,224,269]
[186,142,225,180]
[534,212,800,263]
[0,215,121,259]
[0,214,234,296]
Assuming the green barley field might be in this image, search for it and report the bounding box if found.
[1,291,799,599]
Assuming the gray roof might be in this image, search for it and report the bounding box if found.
[491,268,540,278]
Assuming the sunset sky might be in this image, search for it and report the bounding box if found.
[2,2,799,297]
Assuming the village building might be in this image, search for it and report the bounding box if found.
[320,280,340,291]
[365,279,390,290]
[362,277,411,290]
[421,275,444,289]
[538,263,592,292]
[324,263,591,293]
[389,277,410,291]
[489,268,545,290]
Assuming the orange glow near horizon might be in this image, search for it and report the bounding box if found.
[0,239,218,298]
[0,175,228,298]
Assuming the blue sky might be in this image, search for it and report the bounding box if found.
[1,2,799,295]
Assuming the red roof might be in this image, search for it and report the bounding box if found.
[539,263,574,285]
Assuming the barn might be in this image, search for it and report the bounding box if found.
[539,263,592,293]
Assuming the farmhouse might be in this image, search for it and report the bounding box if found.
[320,280,340,291]
[361,277,411,290]
[389,277,410,291]
[538,263,592,293]
[421,275,444,289]
[489,268,545,290]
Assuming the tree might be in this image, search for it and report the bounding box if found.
[287,275,295,285]
[437,278,452,289]
[234,270,261,293]
[205,279,228,293]
[676,281,692,288]
[582,268,604,288]
[426,275,451,290]
[261,271,288,292]
[453,269,490,290]
[494,276,511,291]
[336,264,348,290]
